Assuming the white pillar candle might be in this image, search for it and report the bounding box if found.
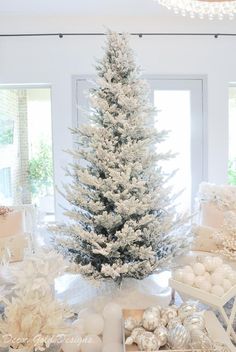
[102,318,123,345]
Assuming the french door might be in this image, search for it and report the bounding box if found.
[148,78,206,212]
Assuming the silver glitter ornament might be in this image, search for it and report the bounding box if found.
[154,326,168,347]
[142,309,161,331]
[178,302,197,321]
[138,331,160,351]
[168,325,191,350]
[183,313,205,331]
[125,327,146,345]
[124,317,139,332]
[190,329,214,350]
[167,317,182,329]
[161,306,178,324]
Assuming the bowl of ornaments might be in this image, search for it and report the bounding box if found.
[170,255,236,305]
[123,303,228,351]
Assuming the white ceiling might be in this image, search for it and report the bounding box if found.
[0,0,167,16]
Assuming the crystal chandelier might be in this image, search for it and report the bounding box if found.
[156,0,236,20]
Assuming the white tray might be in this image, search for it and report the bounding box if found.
[169,278,236,307]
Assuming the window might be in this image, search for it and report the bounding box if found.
[0,167,12,200]
[0,87,54,221]
[74,76,207,213]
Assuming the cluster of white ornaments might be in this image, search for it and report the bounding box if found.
[173,256,236,297]
[61,303,123,352]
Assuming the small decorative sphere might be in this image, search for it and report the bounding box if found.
[154,326,168,346]
[194,276,205,288]
[167,317,182,329]
[145,306,161,318]
[61,343,81,352]
[226,271,236,285]
[84,313,104,336]
[138,332,160,351]
[183,313,205,331]
[142,309,160,331]
[168,325,190,349]
[222,264,233,273]
[193,263,205,276]
[223,279,232,292]
[190,329,213,350]
[102,343,123,352]
[211,272,224,285]
[130,327,146,344]
[212,256,223,268]
[204,272,211,280]
[183,272,195,286]
[80,335,102,352]
[211,285,225,297]
[161,306,178,322]
[178,303,197,321]
[72,318,86,337]
[198,280,211,292]
[173,269,185,282]
[102,303,122,320]
[78,308,94,319]
[202,256,215,272]
[183,265,193,273]
[125,317,139,331]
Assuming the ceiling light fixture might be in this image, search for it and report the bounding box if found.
[156,0,236,20]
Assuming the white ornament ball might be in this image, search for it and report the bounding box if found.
[102,303,122,320]
[80,335,102,352]
[226,271,236,285]
[212,256,223,268]
[223,279,232,292]
[211,285,225,297]
[193,263,205,276]
[84,314,104,336]
[72,319,86,337]
[183,265,193,273]
[211,272,224,285]
[202,256,215,272]
[204,272,211,281]
[194,276,205,289]
[61,343,81,352]
[183,272,195,286]
[78,308,94,319]
[102,343,123,352]
[173,269,185,282]
[199,280,211,292]
[222,264,233,273]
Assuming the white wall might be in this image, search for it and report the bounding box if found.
[0,15,236,219]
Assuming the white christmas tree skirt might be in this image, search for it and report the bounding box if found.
[55,271,172,312]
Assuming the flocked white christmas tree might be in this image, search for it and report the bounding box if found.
[55,31,190,283]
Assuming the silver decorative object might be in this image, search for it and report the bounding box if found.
[154,326,168,346]
[178,302,197,321]
[125,327,146,345]
[161,306,178,324]
[124,317,139,331]
[167,317,182,329]
[168,324,191,350]
[190,329,214,350]
[142,308,161,331]
[138,331,160,351]
[183,313,205,331]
